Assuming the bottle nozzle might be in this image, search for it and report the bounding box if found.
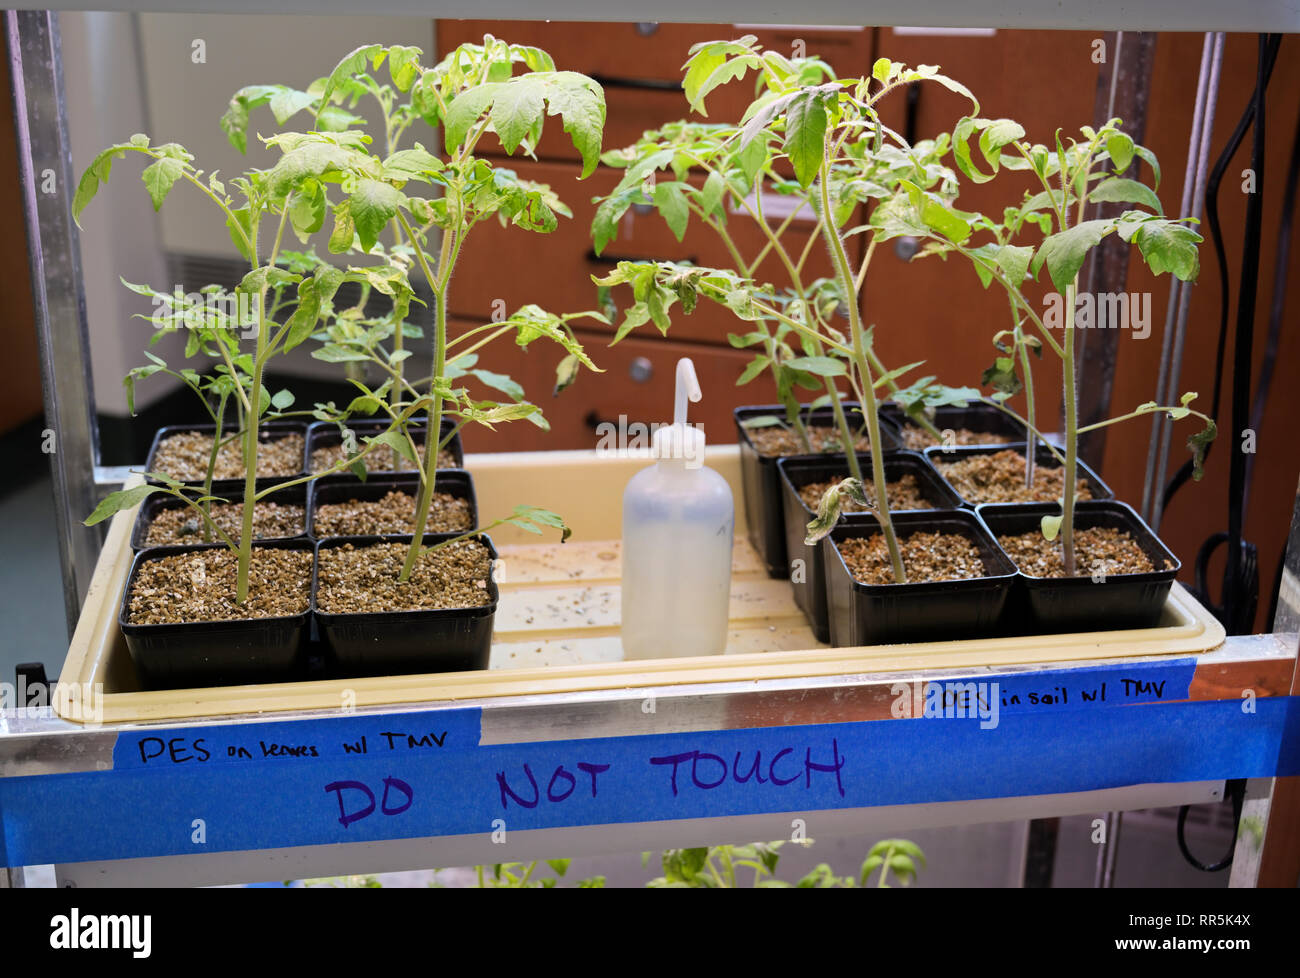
[674,357,702,426]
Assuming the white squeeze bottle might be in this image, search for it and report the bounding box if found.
[621,358,735,659]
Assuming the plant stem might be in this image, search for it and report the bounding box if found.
[400,215,455,583]
[201,391,229,543]
[818,146,904,582]
[1061,280,1078,577]
[235,206,287,604]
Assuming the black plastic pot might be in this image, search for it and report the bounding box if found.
[778,451,962,643]
[735,404,901,578]
[978,500,1180,634]
[924,442,1114,508]
[306,417,464,478]
[821,510,1017,647]
[884,401,1028,450]
[144,420,309,485]
[307,470,478,539]
[130,480,308,551]
[314,532,498,677]
[119,538,314,689]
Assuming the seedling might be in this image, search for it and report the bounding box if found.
[908,117,1215,573]
[598,41,981,582]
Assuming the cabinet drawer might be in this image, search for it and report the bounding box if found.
[449,159,856,345]
[457,326,779,454]
[436,21,870,164]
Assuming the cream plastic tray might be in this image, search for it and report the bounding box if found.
[58,446,1226,724]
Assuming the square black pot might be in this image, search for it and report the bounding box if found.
[978,500,1181,634]
[306,417,464,479]
[307,470,478,540]
[144,420,309,485]
[314,532,498,677]
[735,403,901,578]
[130,480,308,551]
[778,451,962,643]
[884,401,1028,450]
[119,538,314,689]
[924,443,1114,508]
[821,510,1016,647]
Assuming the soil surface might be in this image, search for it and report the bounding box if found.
[125,546,311,624]
[310,437,458,475]
[748,424,873,458]
[312,490,472,537]
[151,430,304,482]
[315,539,493,614]
[837,531,987,586]
[900,425,1012,452]
[997,526,1166,577]
[935,449,1093,504]
[143,500,305,546]
[798,474,930,513]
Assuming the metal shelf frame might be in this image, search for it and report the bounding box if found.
[2,8,1298,888]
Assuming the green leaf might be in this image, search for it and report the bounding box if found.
[1033,219,1112,292]
[365,430,418,467]
[1090,177,1162,213]
[85,484,163,526]
[349,179,406,252]
[784,88,830,188]
[490,77,547,156]
[804,478,867,544]
[1040,513,1063,541]
[1106,132,1135,172]
[315,44,386,124]
[469,368,525,401]
[271,389,295,410]
[700,170,726,217]
[141,156,185,211]
[736,355,771,385]
[653,181,690,241]
[785,356,845,377]
[1188,418,1217,481]
[1132,218,1201,281]
[443,83,503,152]
[553,353,581,395]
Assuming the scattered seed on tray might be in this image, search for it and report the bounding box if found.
[798,473,931,513]
[310,437,458,474]
[315,539,492,614]
[143,500,305,546]
[312,490,471,537]
[837,531,987,586]
[900,425,1012,451]
[125,547,311,624]
[151,430,304,482]
[748,424,873,458]
[997,526,1166,578]
[934,449,1093,504]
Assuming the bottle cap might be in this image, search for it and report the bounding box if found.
[652,358,706,463]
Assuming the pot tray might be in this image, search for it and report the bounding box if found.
[58,446,1226,724]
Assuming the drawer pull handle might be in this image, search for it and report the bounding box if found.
[589,72,678,92]
[629,357,654,383]
[585,249,700,265]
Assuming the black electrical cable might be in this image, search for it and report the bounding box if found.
[1243,99,1300,510]
[1172,34,1282,873]
[1160,35,1282,512]
[1177,779,1246,873]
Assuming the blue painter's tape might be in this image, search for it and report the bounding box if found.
[2,693,1297,867]
[112,707,483,770]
